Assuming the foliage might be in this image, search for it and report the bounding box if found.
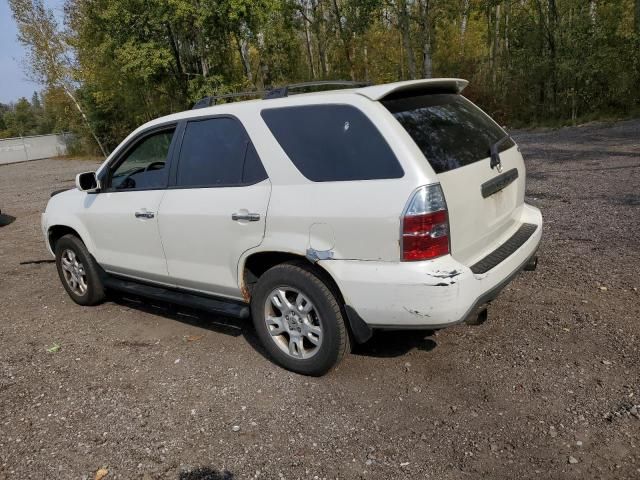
[9,0,640,154]
[0,88,77,138]
[9,0,108,154]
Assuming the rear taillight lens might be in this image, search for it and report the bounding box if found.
[401,184,450,261]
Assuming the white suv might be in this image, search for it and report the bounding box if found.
[42,78,542,375]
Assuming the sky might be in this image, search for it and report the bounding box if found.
[0,0,65,104]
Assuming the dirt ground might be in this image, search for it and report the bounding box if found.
[1,120,639,480]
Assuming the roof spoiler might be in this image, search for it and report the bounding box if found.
[356,78,468,101]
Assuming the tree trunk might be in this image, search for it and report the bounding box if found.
[419,0,432,78]
[460,0,470,53]
[332,0,355,80]
[398,0,416,79]
[363,43,369,81]
[236,34,253,84]
[548,0,558,114]
[63,85,107,157]
[399,30,404,77]
[492,3,501,85]
[303,6,316,78]
[166,22,188,101]
[312,0,328,77]
[534,0,546,113]
[504,1,510,58]
[487,4,493,66]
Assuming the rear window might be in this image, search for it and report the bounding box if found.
[261,104,403,182]
[176,117,267,187]
[383,94,515,174]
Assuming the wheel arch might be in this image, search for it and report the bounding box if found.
[48,225,88,253]
[241,251,313,300]
[240,250,373,344]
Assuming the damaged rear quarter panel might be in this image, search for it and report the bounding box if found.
[318,258,466,326]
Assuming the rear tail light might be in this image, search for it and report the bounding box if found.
[401,184,450,261]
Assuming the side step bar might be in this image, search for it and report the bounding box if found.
[103,276,250,319]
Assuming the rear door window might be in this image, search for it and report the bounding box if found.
[261,104,403,182]
[383,94,515,174]
[175,117,267,188]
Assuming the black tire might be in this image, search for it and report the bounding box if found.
[250,261,350,376]
[54,234,105,306]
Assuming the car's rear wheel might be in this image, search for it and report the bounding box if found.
[250,262,350,376]
[54,234,105,306]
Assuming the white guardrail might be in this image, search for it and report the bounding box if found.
[0,133,70,165]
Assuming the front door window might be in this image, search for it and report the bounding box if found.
[110,129,174,190]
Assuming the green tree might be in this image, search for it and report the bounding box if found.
[3,97,37,136]
[10,0,639,149]
[0,104,8,133]
[8,0,107,155]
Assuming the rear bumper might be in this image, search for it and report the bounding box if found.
[320,203,542,328]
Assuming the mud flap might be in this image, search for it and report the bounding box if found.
[345,305,373,344]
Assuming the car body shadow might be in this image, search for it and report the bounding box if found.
[178,467,233,480]
[352,329,437,358]
[108,292,274,362]
[108,292,436,362]
[0,213,16,227]
[110,292,246,338]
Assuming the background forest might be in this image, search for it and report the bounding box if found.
[6,0,640,156]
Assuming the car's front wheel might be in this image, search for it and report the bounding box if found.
[250,262,350,376]
[54,234,105,306]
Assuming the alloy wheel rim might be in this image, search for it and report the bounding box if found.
[264,287,323,359]
[60,249,88,296]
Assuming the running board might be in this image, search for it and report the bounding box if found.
[103,276,250,319]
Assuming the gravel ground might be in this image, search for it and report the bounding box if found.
[0,120,639,479]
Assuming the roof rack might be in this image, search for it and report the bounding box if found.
[263,80,371,99]
[191,80,371,109]
[192,90,265,109]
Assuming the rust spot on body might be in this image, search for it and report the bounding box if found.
[240,283,251,302]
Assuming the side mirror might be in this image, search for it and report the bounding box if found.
[75,172,100,192]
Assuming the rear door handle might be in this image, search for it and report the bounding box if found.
[135,211,155,219]
[231,212,260,222]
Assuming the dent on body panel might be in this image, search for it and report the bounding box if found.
[397,268,462,319]
[396,276,462,321]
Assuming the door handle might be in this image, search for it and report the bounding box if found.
[135,211,155,219]
[231,212,260,222]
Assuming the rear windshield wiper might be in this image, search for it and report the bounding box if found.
[490,134,512,170]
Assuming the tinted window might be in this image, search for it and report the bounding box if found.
[383,94,515,174]
[110,129,174,190]
[261,104,403,182]
[242,143,268,184]
[177,117,266,187]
